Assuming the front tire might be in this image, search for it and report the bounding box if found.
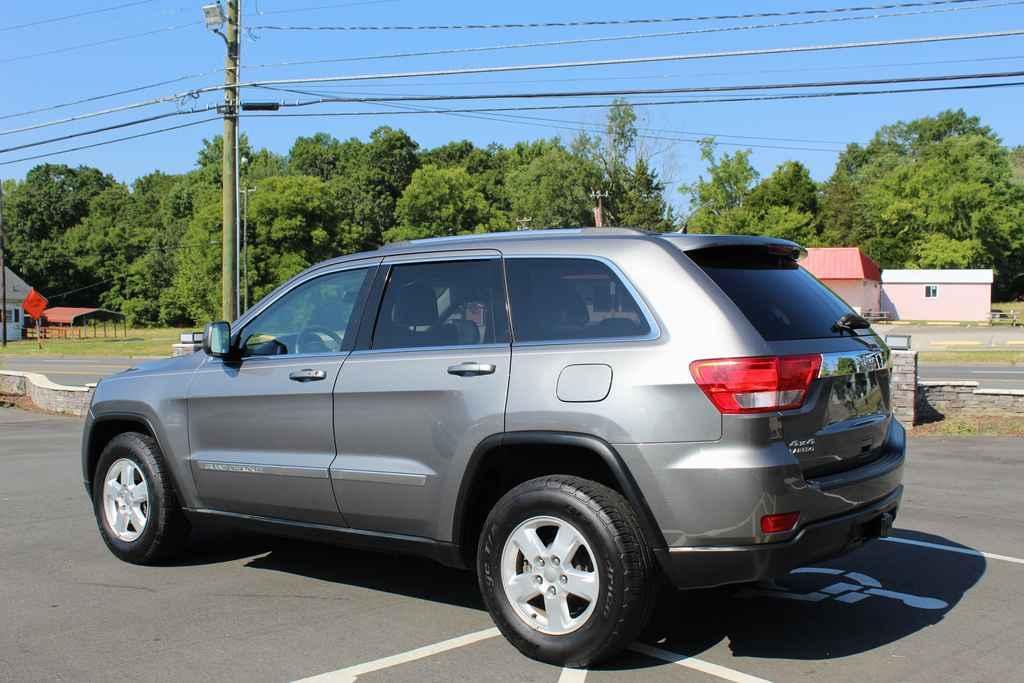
[92,432,189,564]
[477,475,657,667]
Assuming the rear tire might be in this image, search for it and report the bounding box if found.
[92,432,190,564]
[477,475,657,667]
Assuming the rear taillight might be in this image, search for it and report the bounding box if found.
[689,354,822,414]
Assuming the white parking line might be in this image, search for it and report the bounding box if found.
[292,627,500,682]
[558,666,588,682]
[883,537,1024,566]
[629,643,772,683]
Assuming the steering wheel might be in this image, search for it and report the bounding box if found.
[295,326,343,355]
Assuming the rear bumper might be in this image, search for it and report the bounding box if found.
[654,484,901,589]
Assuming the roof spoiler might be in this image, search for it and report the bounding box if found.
[658,234,807,260]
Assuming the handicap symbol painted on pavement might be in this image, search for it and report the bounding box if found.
[737,567,948,610]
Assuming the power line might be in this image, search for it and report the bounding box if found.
[250,0,992,30]
[256,83,852,145]
[261,85,852,151]
[282,53,1024,89]
[257,0,403,16]
[0,1,157,32]
[0,117,219,167]
[1,20,200,65]
[0,106,219,155]
[241,80,1024,119]
[258,69,1024,109]
[230,28,1024,89]
[0,71,222,123]
[8,27,1024,138]
[242,0,1021,70]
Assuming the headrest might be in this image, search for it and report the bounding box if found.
[392,283,438,326]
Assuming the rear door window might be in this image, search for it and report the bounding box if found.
[506,258,651,343]
[687,247,854,341]
[371,259,509,350]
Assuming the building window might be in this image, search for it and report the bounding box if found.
[925,285,938,298]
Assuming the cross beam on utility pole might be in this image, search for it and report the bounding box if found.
[590,189,609,228]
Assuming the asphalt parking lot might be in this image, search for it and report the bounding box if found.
[1,408,1021,683]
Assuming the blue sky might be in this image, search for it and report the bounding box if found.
[2,0,1023,212]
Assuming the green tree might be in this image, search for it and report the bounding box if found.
[506,142,602,227]
[3,163,114,300]
[388,165,494,241]
[681,139,759,233]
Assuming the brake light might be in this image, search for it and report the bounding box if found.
[689,354,822,414]
[761,512,800,534]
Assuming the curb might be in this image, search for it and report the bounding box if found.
[0,370,93,417]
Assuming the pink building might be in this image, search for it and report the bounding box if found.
[801,248,882,315]
[881,269,993,322]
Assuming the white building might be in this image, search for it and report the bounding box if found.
[3,266,30,341]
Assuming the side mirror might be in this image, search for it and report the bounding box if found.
[203,321,233,358]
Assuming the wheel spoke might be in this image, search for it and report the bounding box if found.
[506,572,540,603]
[544,590,570,632]
[129,505,147,533]
[562,567,598,602]
[511,525,548,560]
[548,524,581,564]
[119,461,135,487]
[114,509,131,536]
[129,480,148,505]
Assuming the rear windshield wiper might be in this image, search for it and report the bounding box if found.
[833,312,871,334]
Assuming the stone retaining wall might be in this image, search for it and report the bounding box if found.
[0,371,93,417]
[917,380,1024,422]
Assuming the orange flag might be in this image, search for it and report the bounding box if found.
[22,288,48,320]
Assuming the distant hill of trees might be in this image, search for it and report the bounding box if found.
[2,104,1021,326]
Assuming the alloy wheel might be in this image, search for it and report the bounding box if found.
[500,515,600,635]
[102,458,149,542]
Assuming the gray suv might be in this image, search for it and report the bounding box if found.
[83,229,904,666]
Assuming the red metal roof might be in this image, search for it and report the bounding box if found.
[802,247,882,281]
[42,307,105,324]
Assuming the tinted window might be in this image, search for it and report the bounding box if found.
[506,258,651,343]
[372,259,509,350]
[688,247,854,341]
[240,267,371,357]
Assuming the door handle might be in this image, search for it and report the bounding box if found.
[289,368,327,382]
[447,362,496,377]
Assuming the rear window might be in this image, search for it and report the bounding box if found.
[506,258,651,343]
[688,247,854,341]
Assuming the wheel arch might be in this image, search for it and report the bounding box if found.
[83,412,163,496]
[452,431,666,566]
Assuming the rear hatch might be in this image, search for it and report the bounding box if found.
[684,244,892,478]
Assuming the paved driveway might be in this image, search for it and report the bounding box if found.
[1,408,1021,682]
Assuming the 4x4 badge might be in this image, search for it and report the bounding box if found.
[788,438,815,455]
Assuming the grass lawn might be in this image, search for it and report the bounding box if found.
[919,350,1024,365]
[0,328,189,358]
[913,415,1024,437]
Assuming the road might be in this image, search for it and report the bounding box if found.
[873,323,1024,350]
[0,357,139,386]
[918,364,1024,389]
[1,407,1022,682]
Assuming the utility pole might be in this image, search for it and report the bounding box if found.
[219,1,240,321]
[1,180,7,348]
[590,189,609,228]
